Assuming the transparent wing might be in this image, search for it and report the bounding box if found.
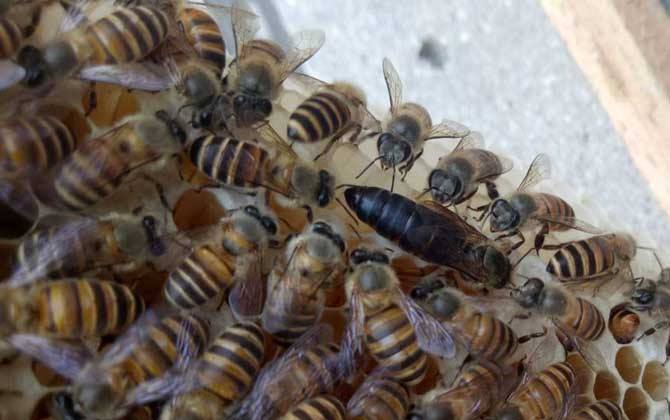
[553,319,607,373]
[452,131,484,152]
[473,153,514,183]
[0,60,25,90]
[7,334,92,380]
[285,71,327,95]
[426,119,470,140]
[531,215,603,234]
[278,30,325,83]
[382,57,403,113]
[231,0,260,60]
[398,290,457,358]
[59,0,94,33]
[339,286,365,378]
[347,375,407,414]
[257,124,297,159]
[78,62,176,91]
[228,252,265,321]
[517,153,551,192]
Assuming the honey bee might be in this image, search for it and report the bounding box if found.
[493,361,576,420]
[262,221,346,345]
[410,359,523,420]
[485,154,599,251]
[411,278,546,362]
[187,131,335,212]
[0,278,145,339]
[10,311,210,419]
[427,132,512,206]
[0,0,42,58]
[10,214,166,284]
[0,109,85,177]
[287,81,380,158]
[545,233,636,288]
[570,399,623,420]
[344,186,511,289]
[232,326,342,420]
[347,375,410,420]
[17,4,170,87]
[160,321,265,420]
[163,205,277,310]
[340,247,456,386]
[629,268,670,360]
[511,277,606,371]
[33,111,186,211]
[224,5,324,127]
[357,58,469,189]
[282,395,345,420]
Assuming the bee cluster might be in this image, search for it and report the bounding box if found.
[0,1,667,419]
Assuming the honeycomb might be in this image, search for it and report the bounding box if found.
[0,1,668,419]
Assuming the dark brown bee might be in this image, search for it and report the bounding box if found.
[427,132,512,206]
[340,247,456,386]
[187,133,335,210]
[12,312,210,419]
[164,205,277,310]
[546,233,636,286]
[570,399,623,420]
[486,154,598,251]
[412,360,523,420]
[283,395,345,420]
[357,58,469,189]
[344,186,511,288]
[494,362,576,420]
[262,221,346,345]
[0,278,144,339]
[34,112,186,211]
[347,376,410,420]
[18,5,170,87]
[161,322,265,420]
[411,279,545,362]
[223,6,324,127]
[0,112,83,177]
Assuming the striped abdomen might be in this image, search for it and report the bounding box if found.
[460,312,519,362]
[189,135,268,188]
[283,395,345,420]
[365,304,427,385]
[0,116,77,175]
[178,7,225,76]
[432,362,507,419]
[531,193,575,232]
[122,313,210,386]
[347,377,409,420]
[0,16,22,58]
[287,90,352,143]
[86,6,169,65]
[571,400,623,420]
[261,271,322,345]
[560,297,605,341]
[164,245,236,310]
[34,279,145,338]
[547,236,616,280]
[196,322,264,406]
[507,362,575,420]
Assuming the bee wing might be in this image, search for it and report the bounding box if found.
[0,60,26,90]
[472,154,514,183]
[58,0,95,33]
[339,286,366,378]
[257,123,298,159]
[78,62,176,91]
[382,57,403,114]
[7,334,93,380]
[397,289,457,358]
[347,374,406,414]
[285,71,327,95]
[228,251,266,321]
[231,0,260,61]
[278,30,325,83]
[517,153,551,192]
[426,119,471,140]
[452,131,484,152]
[552,319,607,373]
[531,215,603,234]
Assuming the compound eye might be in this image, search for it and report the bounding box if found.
[372,252,390,264]
[244,205,260,217]
[257,99,272,115]
[261,217,277,235]
[234,95,246,106]
[350,248,369,265]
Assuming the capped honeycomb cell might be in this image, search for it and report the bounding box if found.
[641,361,669,402]
[172,189,227,231]
[622,387,649,420]
[616,346,643,384]
[593,371,621,403]
[82,82,139,128]
[608,303,640,344]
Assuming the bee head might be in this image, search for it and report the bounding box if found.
[631,278,656,306]
[489,198,519,232]
[512,277,545,308]
[482,246,510,288]
[428,169,461,204]
[233,93,272,126]
[377,133,411,168]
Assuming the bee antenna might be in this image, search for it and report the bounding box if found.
[391,163,396,192]
[335,197,359,226]
[355,155,383,180]
[636,246,664,272]
[277,216,297,232]
[335,183,357,190]
[512,247,535,270]
[347,223,361,241]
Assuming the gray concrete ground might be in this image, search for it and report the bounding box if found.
[252,0,670,257]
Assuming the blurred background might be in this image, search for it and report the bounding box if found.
[249,0,670,257]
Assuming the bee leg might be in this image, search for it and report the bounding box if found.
[637,320,670,341]
[495,229,523,249]
[468,203,490,222]
[518,326,548,343]
[508,311,532,324]
[84,82,97,117]
[303,205,314,223]
[484,181,500,200]
[400,150,423,181]
[533,224,550,253]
